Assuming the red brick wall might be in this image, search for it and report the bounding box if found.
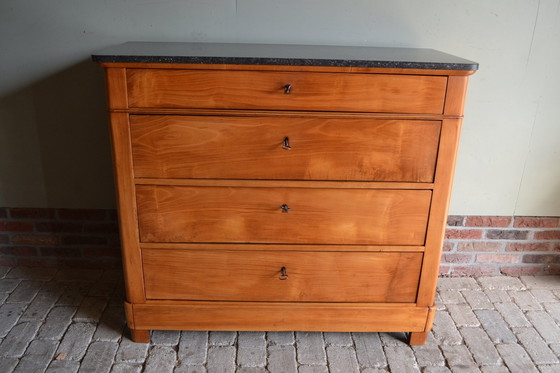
[442,216,560,276]
[0,208,121,268]
[0,208,559,275]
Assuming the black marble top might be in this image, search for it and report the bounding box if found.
[92,42,478,71]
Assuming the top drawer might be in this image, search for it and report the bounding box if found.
[126,69,447,114]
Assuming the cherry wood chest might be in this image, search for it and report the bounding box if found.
[93,42,477,344]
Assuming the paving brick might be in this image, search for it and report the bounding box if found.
[20,283,63,321]
[484,289,511,303]
[0,266,11,278]
[110,363,142,373]
[74,296,109,322]
[56,322,96,360]
[544,302,560,323]
[538,365,560,373]
[480,367,509,373]
[447,304,480,327]
[513,327,559,364]
[45,359,80,373]
[0,357,18,373]
[496,343,539,373]
[441,345,477,367]
[324,332,353,346]
[93,303,126,341]
[209,331,237,346]
[238,331,265,348]
[178,331,208,365]
[27,338,59,355]
[438,277,480,291]
[495,302,531,328]
[361,369,389,373]
[530,289,557,303]
[298,365,329,373]
[268,345,297,373]
[207,346,235,373]
[384,346,420,373]
[174,364,206,373]
[115,337,149,363]
[296,332,326,365]
[439,290,466,304]
[520,276,560,289]
[352,332,387,369]
[0,302,26,338]
[460,327,501,365]
[326,346,359,373]
[80,341,118,373]
[462,290,493,309]
[267,331,294,345]
[526,310,560,343]
[411,344,444,367]
[478,276,525,290]
[423,368,452,373]
[549,343,560,355]
[238,332,265,367]
[0,321,41,357]
[509,290,543,311]
[444,367,481,373]
[14,339,58,373]
[37,306,77,340]
[151,330,181,346]
[474,310,516,343]
[0,278,21,293]
[431,311,462,345]
[57,281,91,306]
[144,345,177,373]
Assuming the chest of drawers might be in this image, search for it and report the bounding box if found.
[93,42,477,345]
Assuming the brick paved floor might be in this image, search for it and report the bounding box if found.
[0,266,559,372]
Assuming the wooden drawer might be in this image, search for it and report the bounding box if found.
[131,116,441,182]
[136,186,431,245]
[143,249,423,302]
[127,69,447,114]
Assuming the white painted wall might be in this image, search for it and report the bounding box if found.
[0,0,559,215]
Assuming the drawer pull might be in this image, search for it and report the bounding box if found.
[282,137,292,150]
[283,84,292,94]
[279,266,289,280]
[281,204,291,213]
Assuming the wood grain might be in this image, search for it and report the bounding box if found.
[136,186,432,245]
[127,69,447,114]
[104,68,128,110]
[107,113,145,303]
[135,178,435,190]
[130,115,441,182]
[143,249,422,302]
[132,301,429,332]
[417,119,463,307]
[444,76,470,116]
[117,107,451,120]
[139,242,425,252]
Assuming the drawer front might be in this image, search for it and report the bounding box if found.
[136,186,431,245]
[143,249,423,302]
[131,116,441,182]
[127,69,447,114]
